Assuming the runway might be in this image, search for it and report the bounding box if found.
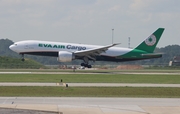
[1,71,180,75]
[1,82,180,87]
[0,71,180,113]
[0,97,180,114]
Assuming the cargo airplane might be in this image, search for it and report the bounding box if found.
[9,28,164,68]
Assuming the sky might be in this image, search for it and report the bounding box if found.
[0,0,180,48]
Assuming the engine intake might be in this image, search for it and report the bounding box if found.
[57,51,74,62]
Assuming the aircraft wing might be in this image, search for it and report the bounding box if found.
[74,43,120,60]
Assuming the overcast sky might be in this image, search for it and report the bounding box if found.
[0,0,180,48]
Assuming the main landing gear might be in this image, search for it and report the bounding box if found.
[80,57,92,68]
[81,63,92,68]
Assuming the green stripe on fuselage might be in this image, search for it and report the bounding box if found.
[117,49,148,59]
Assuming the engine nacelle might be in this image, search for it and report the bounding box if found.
[57,51,74,62]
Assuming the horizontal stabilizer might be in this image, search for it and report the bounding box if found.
[141,53,163,58]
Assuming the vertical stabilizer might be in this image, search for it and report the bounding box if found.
[135,28,165,53]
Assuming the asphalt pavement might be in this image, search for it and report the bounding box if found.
[0,97,180,114]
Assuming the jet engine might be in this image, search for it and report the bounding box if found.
[57,51,74,62]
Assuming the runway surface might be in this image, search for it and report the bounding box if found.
[1,82,180,87]
[1,71,180,75]
[0,97,180,114]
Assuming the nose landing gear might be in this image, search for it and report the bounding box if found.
[21,54,25,61]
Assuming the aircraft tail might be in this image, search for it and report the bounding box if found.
[135,28,165,53]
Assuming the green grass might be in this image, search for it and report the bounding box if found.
[0,86,180,97]
[0,57,46,69]
[0,70,180,98]
[0,74,180,83]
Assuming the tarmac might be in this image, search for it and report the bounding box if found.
[0,97,180,114]
[1,71,180,75]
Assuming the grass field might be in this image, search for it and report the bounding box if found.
[0,69,180,97]
[0,86,180,98]
[0,73,180,83]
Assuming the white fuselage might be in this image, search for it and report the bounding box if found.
[9,28,164,65]
[9,40,133,57]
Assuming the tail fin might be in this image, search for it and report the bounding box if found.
[135,28,165,53]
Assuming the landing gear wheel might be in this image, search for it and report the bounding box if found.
[81,63,92,68]
[21,54,25,62]
[81,63,85,66]
[87,65,92,68]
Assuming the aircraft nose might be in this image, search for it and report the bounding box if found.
[9,43,21,53]
[9,44,16,51]
[9,45,13,50]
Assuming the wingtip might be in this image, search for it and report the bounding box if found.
[113,43,121,46]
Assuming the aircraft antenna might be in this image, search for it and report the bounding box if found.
[128,37,130,48]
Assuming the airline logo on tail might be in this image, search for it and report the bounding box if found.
[145,34,156,46]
